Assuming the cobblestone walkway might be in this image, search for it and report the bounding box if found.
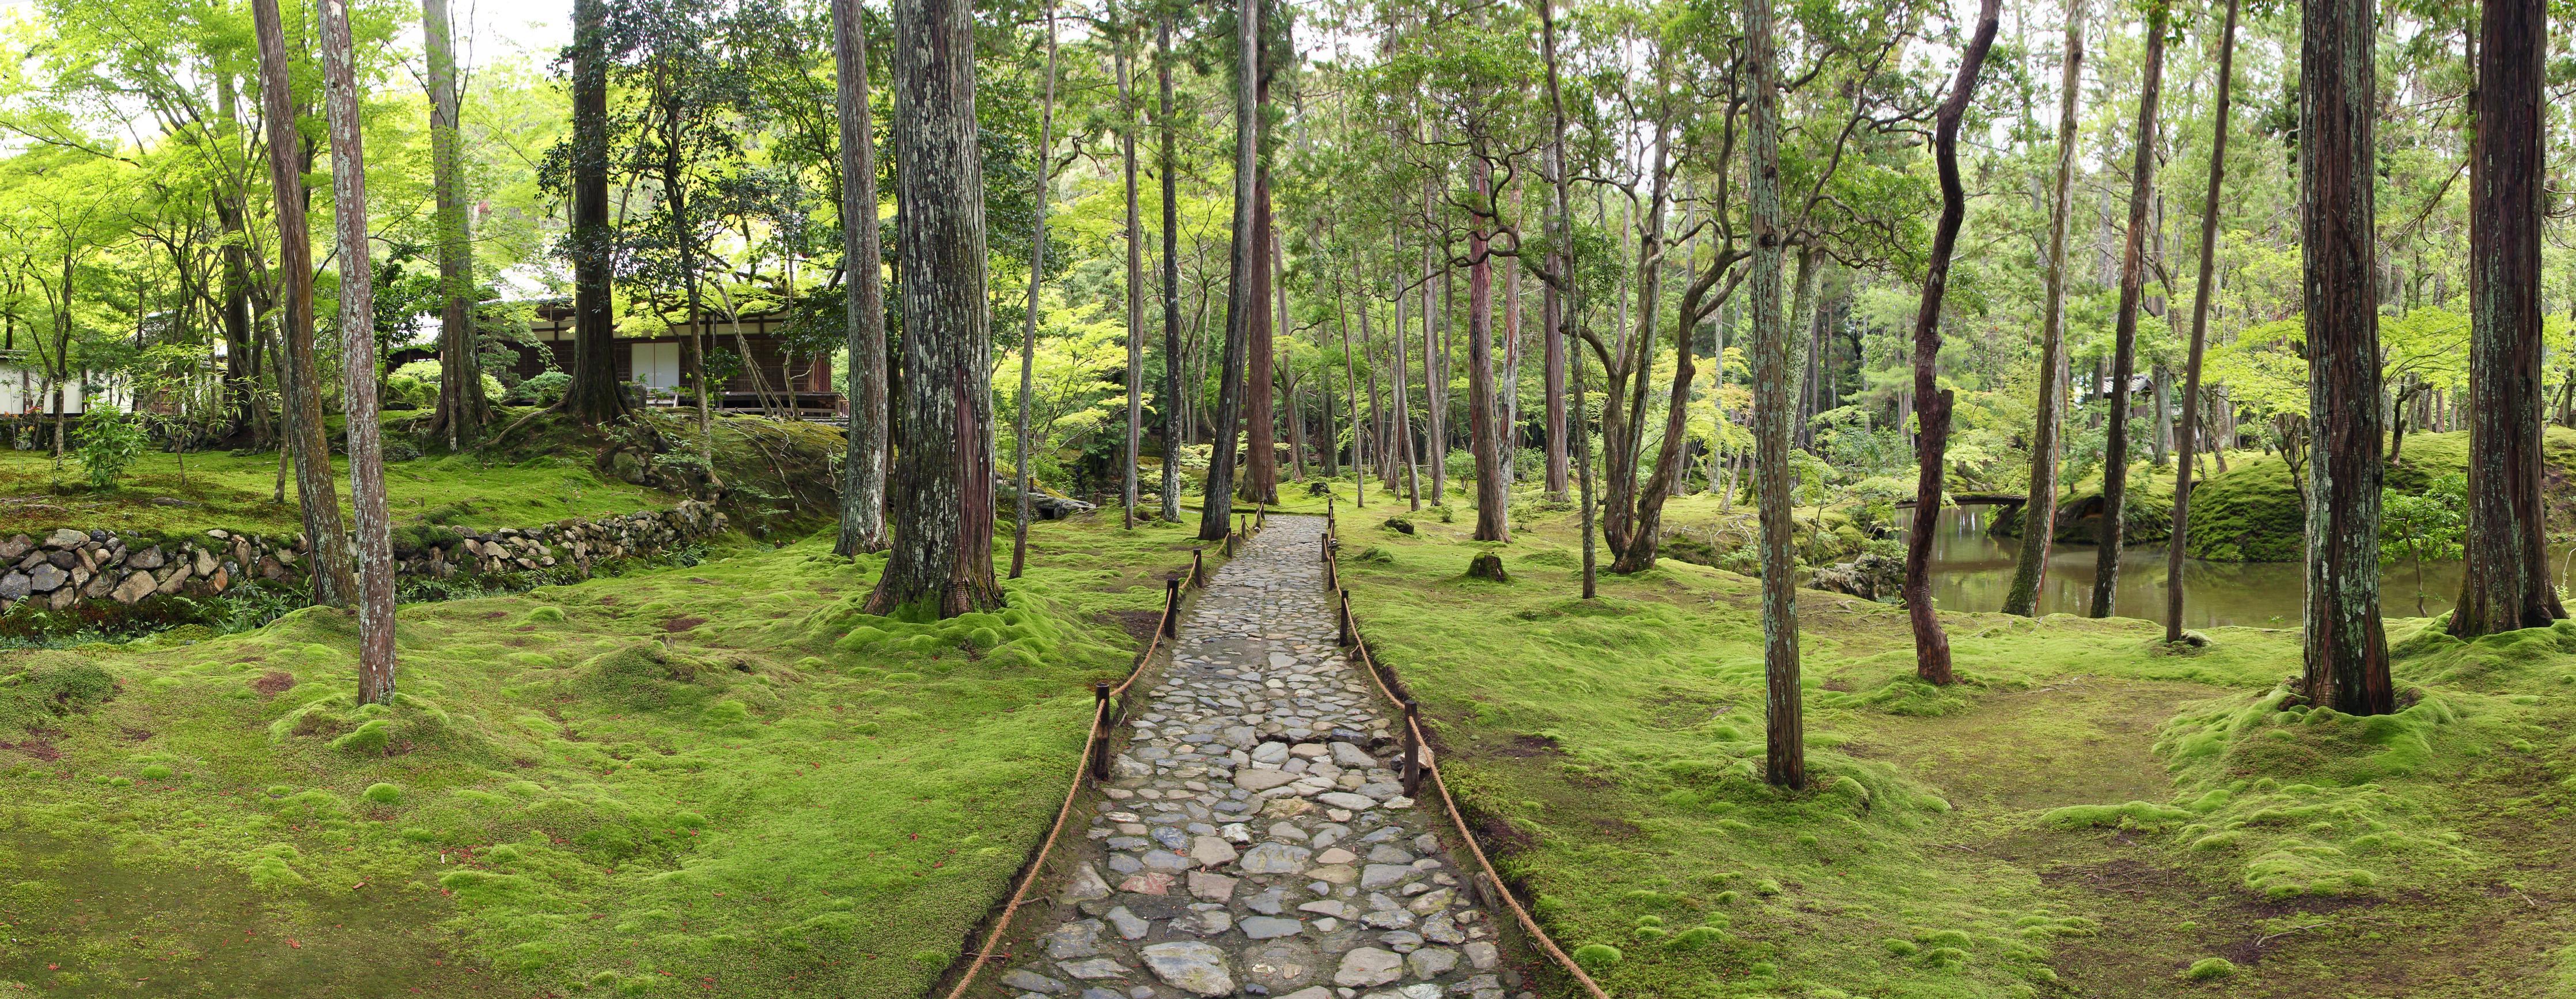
[994,515,1525,999]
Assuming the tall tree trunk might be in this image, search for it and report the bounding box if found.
[1197,0,1258,541]
[250,0,355,608]
[1468,159,1509,542]
[1009,3,1057,580]
[1157,17,1183,523]
[423,0,485,450]
[865,0,1002,617]
[1786,247,1816,450]
[1420,192,1447,506]
[1542,162,1569,501]
[1503,184,1524,497]
[2004,0,2085,616]
[1391,225,1422,509]
[1742,0,1802,788]
[1241,170,1278,504]
[1119,18,1143,529]
[565,0,627,425]
[2166,0,2237,643]
[1279,230,1307,481]
[319,0,396,704]
[2454,0,2567,636]
[2300,0,2392,713]
[2089,0,2166,618]
[1905,0,2001,686]
[832,0,891,555]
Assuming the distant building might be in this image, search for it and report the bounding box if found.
[0,352,127,421]
[389,301,840,419]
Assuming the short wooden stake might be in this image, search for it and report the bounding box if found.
[1338,590,1353,647]
[1090,683,1114,780]
[1400,698,1424,795]
[1162,578,1181,636]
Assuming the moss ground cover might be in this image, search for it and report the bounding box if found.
[0,442,666,540]
[1331,500,2576,997]
[0,514,1211,998]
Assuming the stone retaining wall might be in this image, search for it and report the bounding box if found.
[0,500,726,617]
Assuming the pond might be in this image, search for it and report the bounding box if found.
[1918,506,2552,628]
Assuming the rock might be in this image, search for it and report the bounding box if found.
[1242,886,1288,916]
[193,547,217,576]
[0,535,25,560]
[42,529,82,549]
[1060,863,1113,904]
[1137,941,1233,997]
[1003,969,1069,994]
[1811,551,1906,602]
[1237,842,1312,875]
[1406,947,1459,979]
[1240,916,1304,939]
[1360,907,1416,929]
[1140,850,1192,873]
[1308,864,1357,885]
[1420,913,1465,944]
[1185,871,1237,902]
[1334,947,1404,988]
[127,546,165,571]
[1188,835,1238,868]
[1115,871,1175,895]
[1314,848,1358,865]
[1234,769,1301,792]
[0,572,30,601]
[1464,553,1509,583]
[1407,887,1455,914]
[1464,941,1500,970]
[110,571,156,605]
[1252,741,1291,764]
[1043,920,1105,959]
[1277,990,1334,999]
[1180,905,1237,935]
[25,563,66,594]
[1055,958,1128,982]
[1103,906,1149,940]
[1331,742,1377,769]
[1361,864,1417,890]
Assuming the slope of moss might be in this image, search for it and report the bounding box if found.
[0,514,1197,998]
[1990,461,2183,546]
[1335,502,2576,997]
[2184,428,2576,561]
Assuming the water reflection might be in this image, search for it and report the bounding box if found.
[1917,506,2541,628]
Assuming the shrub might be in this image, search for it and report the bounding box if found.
[514,371,571,405]
[74,407,148,488]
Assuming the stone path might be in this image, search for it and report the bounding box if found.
[994,515,1528,999]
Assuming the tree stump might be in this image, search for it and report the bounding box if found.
[1466,553,1509,583]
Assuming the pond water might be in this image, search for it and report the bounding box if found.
[1918,506,2555,628]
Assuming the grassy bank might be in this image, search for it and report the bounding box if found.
[1334,503,2576,997]
[0,515,1204,998]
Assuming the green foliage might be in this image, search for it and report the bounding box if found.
[73,407,148,489]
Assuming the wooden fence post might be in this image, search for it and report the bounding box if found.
[1192,548,1204,586]
[1089,683,1113,781]
[1163,577,1181,636]
[1338,589,1353,647]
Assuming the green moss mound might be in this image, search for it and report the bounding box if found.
[0,655,118,731]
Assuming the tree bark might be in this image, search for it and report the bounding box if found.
[1390,224,1422,509]
[1542,164,1569,501]
[1198,0,1260,541]
[2453,0,2567,636]
[1742,0,1802,789]
[2300,0,2392,713]
[1120,20,1143,529]
[832,0,891,555]
[865,0,1002,617]
[1241,169,1278,504]
[2005,0,2087,617]
[250,0,356,608]
[318,0,397,704]
[1157,18,1184,523]
[1905,0,2001,686]
[422,0,486,450]
[2166,0,2237,643]
[2089,0,2166,618]
[1468,159,1509,542]
[1009,4,1058,580]
[565,0,628,425]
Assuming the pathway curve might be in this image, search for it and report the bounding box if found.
[993,515,1526,999]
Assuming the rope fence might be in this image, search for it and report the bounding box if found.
[1321,495,1617,999]
[937,506,1265,999]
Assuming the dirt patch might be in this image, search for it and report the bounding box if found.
[1099,610,1164,647]
[660,616,707,633]
[1487,733,1563,758]
[251,671,297,697]
[1,738,59,761]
